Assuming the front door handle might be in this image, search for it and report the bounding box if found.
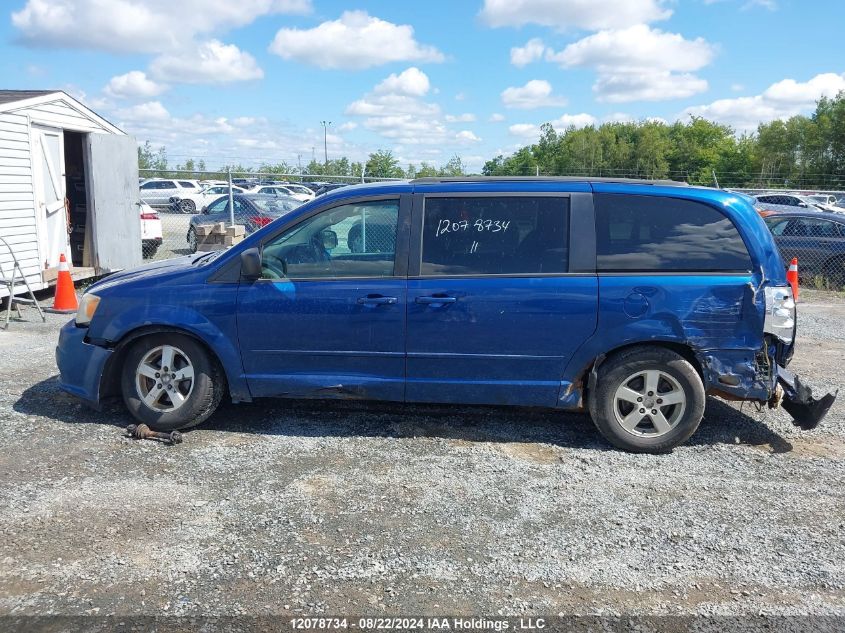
[357,295,398,305]
[415,295,457,305]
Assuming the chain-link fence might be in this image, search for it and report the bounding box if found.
[138,169,399,261]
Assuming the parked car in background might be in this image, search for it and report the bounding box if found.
[251,184,316,203]
[139,202,163,258]
[808,194,838,208]
[186,194,302,252]
[763,210,845,285]
[755,192,839,213]
[170,184,248,214]
[314,183,348,196]
[139,179,202,207]
[57,178,834,454]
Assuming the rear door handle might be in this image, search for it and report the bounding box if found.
[357,295,397,305]
[415,295,457,304]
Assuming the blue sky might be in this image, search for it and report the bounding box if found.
[2,0,843,172]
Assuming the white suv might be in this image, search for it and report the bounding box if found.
[139,179,202,207]
[170,184,248,214]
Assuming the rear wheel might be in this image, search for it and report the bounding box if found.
[589,346,705,453]
[121,334,223,431]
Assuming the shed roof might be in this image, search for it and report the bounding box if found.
[0,90,58,105]
[0,90,123,134]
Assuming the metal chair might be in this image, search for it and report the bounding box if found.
[0,236,46,329]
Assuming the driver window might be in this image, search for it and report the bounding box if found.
[261,199,400,279]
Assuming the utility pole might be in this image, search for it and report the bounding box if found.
[320,120,331,168]
[297,154,302,180]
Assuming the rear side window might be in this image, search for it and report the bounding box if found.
[595,194,752,272]
[421,196,569,276]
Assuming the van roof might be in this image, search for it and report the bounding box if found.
[410,176,690,187]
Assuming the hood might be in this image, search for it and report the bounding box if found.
[88,254,204,294]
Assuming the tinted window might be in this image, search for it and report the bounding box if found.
[421,197,569,276]
[782,217,844,237]
[595,194,752,272]
[178,181,196,188]
[262,200,399,279]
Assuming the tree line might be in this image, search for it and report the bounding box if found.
[139,92,845,189]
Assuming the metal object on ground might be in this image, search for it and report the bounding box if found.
[125,423,183,445]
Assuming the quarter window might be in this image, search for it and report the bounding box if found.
[261,200,399,279]
[421,197,569,276]
[595,194,752,272]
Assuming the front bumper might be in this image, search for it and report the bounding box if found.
[55,319,113,409]
[776,365,837,430]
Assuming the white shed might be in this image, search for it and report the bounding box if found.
[0,90,142,298]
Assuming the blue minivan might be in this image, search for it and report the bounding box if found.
[56,178,835,452]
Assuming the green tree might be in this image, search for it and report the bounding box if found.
[365,150,404,178]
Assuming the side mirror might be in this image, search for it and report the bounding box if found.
[798,202,808,208]
[241,247,262,279]
[201,206,209,214]
[321,229,338,250]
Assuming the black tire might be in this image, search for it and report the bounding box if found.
[588,346,705,453]
[180,199,196,214]
[121,333,223,431]
[142,242,159,259]
[187,226,198,253]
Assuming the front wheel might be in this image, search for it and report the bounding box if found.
[121,334,223,431]
[589,346,705,453]
[187,227,198,253]
[180,199,196,214]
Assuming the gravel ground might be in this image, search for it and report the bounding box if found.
[0,290,843,619]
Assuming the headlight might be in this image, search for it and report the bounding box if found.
[75,293,101,326]
[764,286,795,343]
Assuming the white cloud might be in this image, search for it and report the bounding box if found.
[509,123,542,140]
[337,122,358,132]
[344,68,483,151]
[508,112,597,140]
[12,0,311,53]
[595,71,708,103]
[547,24,714,103]
[480,0,671,30]
[511,38,546,67]
[682,72,845,132]
[149,40,263,84]
[489,113,506,122]
[115,101,172,123]
[456,130,482,143]
[550,24,714,72]
[501,80,568,109]
[104,71,166,99]
[269,10,444,69]
[374,67,430,97]
[445,113,477,122]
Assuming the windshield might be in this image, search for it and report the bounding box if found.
[250,197,300,214]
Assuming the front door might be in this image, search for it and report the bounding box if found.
[405,193,598,407]
[236,196,410,401]
[31,125,68,269]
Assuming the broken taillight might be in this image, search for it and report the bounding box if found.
[764,285,795,344]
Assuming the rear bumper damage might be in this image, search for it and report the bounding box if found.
[775,365,837,430]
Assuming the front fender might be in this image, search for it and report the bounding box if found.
[87,283,251,402]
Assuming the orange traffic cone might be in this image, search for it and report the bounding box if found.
[786,257,799,302]
[48,254,79,313]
